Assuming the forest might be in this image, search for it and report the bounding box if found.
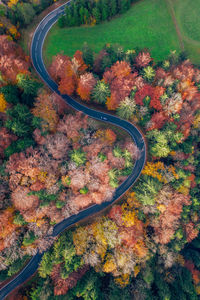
[0,34,138,276]
[0,0,200,299]
[58,0,136,27]
[37,43,200,299]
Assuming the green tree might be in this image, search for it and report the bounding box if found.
[122,149,134,168]
[189,236,200,249]
[5,104,34,137]
[23,231,37,246]
[56,200,65,209]
[30,278,52,300]
[15,3,36,26]
[123,149,132,161]
[70,148,87,167]
[116,97,136,120]
[7,256,30,277]
[13,212,27,225]
[92,7,101,24]
[38,252,53,278]
[179,136,194,154]
[168,50,179,65]
[58,15,66,28]
[170,267,198,300]
[0,71,4,85]
[68,269,103,300]
[28,190,57,207]
[82,42,94,67]
[39,0,53,10]
[154,271,171,300]
[101,0,109,21]
[125,49,136,65]
[108,169,119,188]
[183,247,200,268]
[16,74,42,97]
[0,270,9,282]
[113,45,125,61]
[113,146,123,158]
[83,7,90,24]
[143,95,151,107]
[143,266,154,285]
[0,84,20,105]
[118,0,131,14]
[162,59,171,70]
[0,4,6,16]
[147,129,171,158]
[135,175,163,205]
[107,278,132,300]
[65,5,71,26]
[79,6,85,24]
[98,152,107,161]
[104,44,118,64]
[91,80,110,104]
[73,3,80,26]
[50,232,83,279]
[101,55,113,72]
[4,138,35,158]
[80,186,89,194]
[142,66,156,82]
[109,0,117,17]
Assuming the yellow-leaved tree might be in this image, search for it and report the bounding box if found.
[32,93,58,132]
[0,93,7,112]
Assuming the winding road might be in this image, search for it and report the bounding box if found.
[0,2,146,299]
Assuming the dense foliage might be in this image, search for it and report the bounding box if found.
[0,2,200,298]
[0,0,58,37]
[0,36,137,288]
[39,44,200,298]
[58,0,136,28]
[23,232,200,300]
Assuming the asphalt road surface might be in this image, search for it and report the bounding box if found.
[0,2,146,299]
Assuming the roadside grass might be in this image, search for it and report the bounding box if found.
[171,0,200,64]
[43,0,181,66]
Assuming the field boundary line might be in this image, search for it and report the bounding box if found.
[165,0,184,51]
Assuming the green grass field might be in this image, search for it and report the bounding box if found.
[43,0,181,65]
[172,0,200,64]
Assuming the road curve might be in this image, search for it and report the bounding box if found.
[0,2,146,299]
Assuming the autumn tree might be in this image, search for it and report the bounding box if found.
[0,93,7,113]
[0,35,29,83]
[103,61,136,110]
[0,127,17,159]
[0,208,17,251]
[77,72,96,102]
[152,186,191,244]
[31,93,59,132]
[135,51,152,68]
[49,54,71,82]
